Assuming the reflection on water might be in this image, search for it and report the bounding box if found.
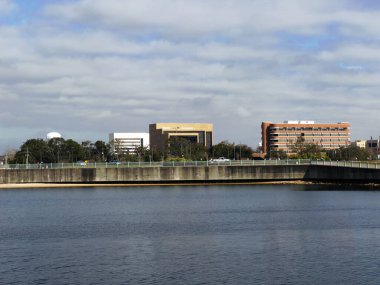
[1,184,380,284]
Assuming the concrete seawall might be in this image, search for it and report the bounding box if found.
[1,164,380,184]
[0,165,308,184]
[305,165,380,183]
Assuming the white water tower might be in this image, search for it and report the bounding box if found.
[46,132,62,140]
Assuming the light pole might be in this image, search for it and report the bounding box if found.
[26,147,29,166]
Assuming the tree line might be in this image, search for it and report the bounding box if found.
[269,137,374,161]
[6,136,374,164]
[6,137,255,164]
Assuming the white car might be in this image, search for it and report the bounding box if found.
[209,157,231,163]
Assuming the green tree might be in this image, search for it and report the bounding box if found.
[134,146,162,162]
[187,142,208,161]
[94,140,111,161]
[167,137,208,161]
[13,139,54,164]
[326,145,373,161]
[211,141,234,159]
[269,149,288,160]
[235,143,254,160]
[211,141,253,160]
[290,137,326,159]
[167,137,188,160]
[48,137,65,162]
[63,139,85,162]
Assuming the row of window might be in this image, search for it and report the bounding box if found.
[271,139,348,143]
[270,127,348,131]
[270,133,349,137]
[271,143,347,148]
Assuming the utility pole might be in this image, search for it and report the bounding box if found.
[26,147,29,165]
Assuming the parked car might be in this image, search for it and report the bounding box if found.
[209,157,231,164]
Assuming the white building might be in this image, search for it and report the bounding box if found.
[109,133,150,154]
[351,140,366,149]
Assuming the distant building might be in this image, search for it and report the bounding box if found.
[149,123,213,152]
[351,140,366,149]
[109,133,149,154]
[261,121,351,155]
[366,138,380,157]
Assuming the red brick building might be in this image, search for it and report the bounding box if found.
[261,121,351,156]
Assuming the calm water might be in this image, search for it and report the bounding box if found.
[1,185,380,285]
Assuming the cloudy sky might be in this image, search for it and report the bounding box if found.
[1,0,380,152]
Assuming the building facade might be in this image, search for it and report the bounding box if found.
[261,121,351,155]
[149,123,213,152]
[366,139,380,158]
[351,140,366,149]
[109,133,150,154]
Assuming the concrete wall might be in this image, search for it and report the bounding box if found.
[1,164,380,184]
[0,165,308,184]
[305,165,380,183]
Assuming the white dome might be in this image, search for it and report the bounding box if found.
[46,132,62,140]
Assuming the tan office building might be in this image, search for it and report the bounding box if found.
[149,123,214,152]
[261,121,351,155]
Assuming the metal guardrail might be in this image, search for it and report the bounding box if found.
[310,160,380,169]
[0,159,379,170]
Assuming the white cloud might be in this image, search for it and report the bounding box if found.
[0,0,15,15]
[42,0,380,38]
[1,0,380,152]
